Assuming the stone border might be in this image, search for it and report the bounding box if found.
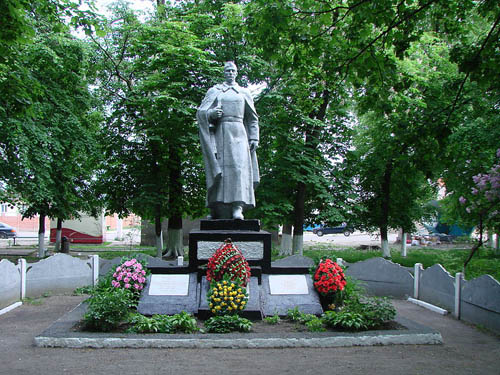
[34,302,442,349]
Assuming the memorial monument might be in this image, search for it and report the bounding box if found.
[197,61,259,220]
[138,62,321,318]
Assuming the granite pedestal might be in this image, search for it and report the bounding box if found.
[137,273,199,316]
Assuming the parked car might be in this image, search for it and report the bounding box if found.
[0,222,17,238]
[313,224,354,237]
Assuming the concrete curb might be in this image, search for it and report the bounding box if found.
[34,302,443,349]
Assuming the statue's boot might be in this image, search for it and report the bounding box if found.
[232,204,244,220]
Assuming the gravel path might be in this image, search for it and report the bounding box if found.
[0,295,499,374]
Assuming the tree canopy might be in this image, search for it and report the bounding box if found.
[1,0,498,260]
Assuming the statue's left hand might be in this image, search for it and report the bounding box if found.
[249,140,259,151]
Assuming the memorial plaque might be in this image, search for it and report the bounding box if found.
[148,274,190,296]
[269,275,308,295]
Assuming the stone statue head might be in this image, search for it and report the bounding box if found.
[224,61,238,85]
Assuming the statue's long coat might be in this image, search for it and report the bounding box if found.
[197,83,259,209]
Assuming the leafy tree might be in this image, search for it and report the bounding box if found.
[92,3,217,256]
[1,33,102,256]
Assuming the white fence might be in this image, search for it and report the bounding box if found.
[1,254,499,333]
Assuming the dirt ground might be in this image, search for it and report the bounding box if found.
[0,295,499,375]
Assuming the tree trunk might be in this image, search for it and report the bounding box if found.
[116,217,123,240]
[55,218,63,252]
[291,90,330,257]
[164,215,183,258]
[380,160,393,258]
[400,230,407,257]
[164,153,183,258]
[38,214,46,258]
[280,223,293,256]
[464,214,484,272]
[154,211,163,258]
[292,182,306,255]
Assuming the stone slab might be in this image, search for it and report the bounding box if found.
[271,255,315,274]
[345,257,413,298]
[419,264,455,311]
[200,219,260,231]
[0,259,20,310]
[148,274,190,296]
[26,254,92,298]
[34,303,443,348]
[197,241,264,260]
[137,273,199,315]
[260,274,323,316]
[269,275,309,295]
[198,276,261,319]
[189,230,272,273]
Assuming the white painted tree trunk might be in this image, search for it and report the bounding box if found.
[155,231,163,258]
[55,228,62,252]
[495,233,499,255]
[117,217,123,240]
[401,232,407,257]
[381,238,390,258]
[280,233,293,256]
[164,228,183,258]
[38,232,46,258]
[292,234,303,256]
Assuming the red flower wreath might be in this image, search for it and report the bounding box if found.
[206,239,251,287]
[313,259,347,296]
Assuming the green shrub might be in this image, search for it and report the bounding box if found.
[322,296,396,330]
[83,288,135,332]
[204,315,253,333]
[305,316,326,332]
[127,314,174,333]
[286,307,303,322]
[169,311,198,333]
[323,310,367,330]
[263,314,281,325]
[127,312,197,333]
[354,296,396,328]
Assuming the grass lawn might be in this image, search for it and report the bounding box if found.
[298,245,500,281]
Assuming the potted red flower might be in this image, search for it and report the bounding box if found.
[313,258,347,310]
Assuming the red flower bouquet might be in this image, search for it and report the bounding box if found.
[313,259,347,296]
[206,239,251,287]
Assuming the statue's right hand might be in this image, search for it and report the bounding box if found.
[208,106,223,120]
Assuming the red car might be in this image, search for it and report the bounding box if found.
[0,222,17,239]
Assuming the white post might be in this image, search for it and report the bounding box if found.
[91,255,99,287]
[19,258,27,300]
[454,272,463,319]
[414,263,423,299]
[336,258,344,267]
[117,217,123,240]
[401,232,407,257]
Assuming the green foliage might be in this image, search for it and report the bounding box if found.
[305,316,326,332]
[82,288,135,332]
[285,307,303,322]
[127,312,198,334]
[286,307,317,325]
[263,314,281,325]
[323,295,396,331]
[204,314,253,333]
[127,314,175,334]
[169,311,199,333]
[323,310,367,331]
